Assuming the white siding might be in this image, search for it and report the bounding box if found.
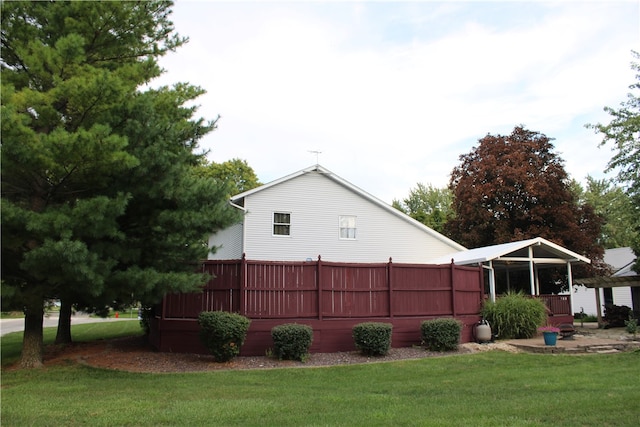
[209,223,243,260]
[572,285,634,317]
[572,285,602,316]
[613,287,633,307]
[240,170,459,263]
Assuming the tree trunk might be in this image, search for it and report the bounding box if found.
[20,300,44,369]
[55,299,73,345]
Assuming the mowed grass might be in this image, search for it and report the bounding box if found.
[2,323,639,427]
[1,320,144,366]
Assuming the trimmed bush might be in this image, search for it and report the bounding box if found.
[271,323,314,361]
[481,291,547,339]
[604,304,632,328]
[420,318,462,351]
[197,311,251,362]
[352,322,393,356]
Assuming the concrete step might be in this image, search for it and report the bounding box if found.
[586,345,614,351]
[595,349,620,354]
[585,345,623,353]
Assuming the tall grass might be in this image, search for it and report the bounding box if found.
[482,291,547,338]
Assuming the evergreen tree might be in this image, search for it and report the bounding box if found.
[1,1,237,367]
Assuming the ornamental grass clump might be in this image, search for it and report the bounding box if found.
[352,322,393,356]
[481,291,547,339]
[197,311,250,362]
[537,326,560,334]
[420,318,462,351]
[271,323,313,361]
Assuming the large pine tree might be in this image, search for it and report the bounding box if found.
[1,1,237,368]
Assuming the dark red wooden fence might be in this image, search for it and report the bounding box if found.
[535,294,573,326]
[150,257,485,355]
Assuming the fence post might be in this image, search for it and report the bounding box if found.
[201,262,207,314]
[317,255,323,320]
[450,261,457,317]
[239,253,246,316]
[388,257,393,318]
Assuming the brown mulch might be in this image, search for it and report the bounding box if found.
[11,327,628,373]
[36,336,517,373]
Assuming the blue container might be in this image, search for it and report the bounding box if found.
[543,332,557,346]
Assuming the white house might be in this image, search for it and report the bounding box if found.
[574,247,638,317]
[208,164,466,263]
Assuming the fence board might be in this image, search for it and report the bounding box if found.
[163,259,484,320]
[152,259,575,356]
[155,258,486,355]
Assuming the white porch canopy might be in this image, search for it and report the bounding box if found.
[430,237,591,304]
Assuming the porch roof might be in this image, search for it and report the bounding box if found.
[429,237,591,267]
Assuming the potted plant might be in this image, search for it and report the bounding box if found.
[538,326,560,346]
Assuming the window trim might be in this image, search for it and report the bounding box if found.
[339,215,357,240]
[272,211,291,237]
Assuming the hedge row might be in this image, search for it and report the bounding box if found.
[197,312,464,362]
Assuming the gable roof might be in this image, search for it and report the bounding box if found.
[604,247,636,277]
[428,237,591,266]
[576,247,639,288]
[229,164,466,252]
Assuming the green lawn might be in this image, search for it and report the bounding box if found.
[1,320,144,366]
[2,324,639,426]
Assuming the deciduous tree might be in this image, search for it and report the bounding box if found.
[574,176,637,249]
[392,184,452,234]
[199,158,261,196]
[446,126,605,290]
[588,51,640,272]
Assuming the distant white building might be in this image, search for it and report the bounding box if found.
[573,247,637,316]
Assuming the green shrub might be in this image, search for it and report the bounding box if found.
[420,318,462,351]
[604,304,632,328]
[197,311,251,362]
[625,314,638,336]
[352,322,393,356]
[481,291,547,339]
[271,323,313,361]
[139,306,154,335]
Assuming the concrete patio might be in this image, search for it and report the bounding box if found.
[505,324,640,354]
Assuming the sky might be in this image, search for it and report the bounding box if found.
[153,0,639,204]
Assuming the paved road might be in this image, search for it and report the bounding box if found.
[0,314,133,336]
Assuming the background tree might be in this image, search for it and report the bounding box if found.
[573,176,637,249]
[1,1,237,367]
[588,51,640,272]
[199,158,261,196]
[446,126,606,291]
[392,184,452,234]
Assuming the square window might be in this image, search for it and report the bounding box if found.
[339,215,356,239]
[273,212,291,236]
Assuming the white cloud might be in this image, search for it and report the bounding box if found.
[155,1,638,203]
